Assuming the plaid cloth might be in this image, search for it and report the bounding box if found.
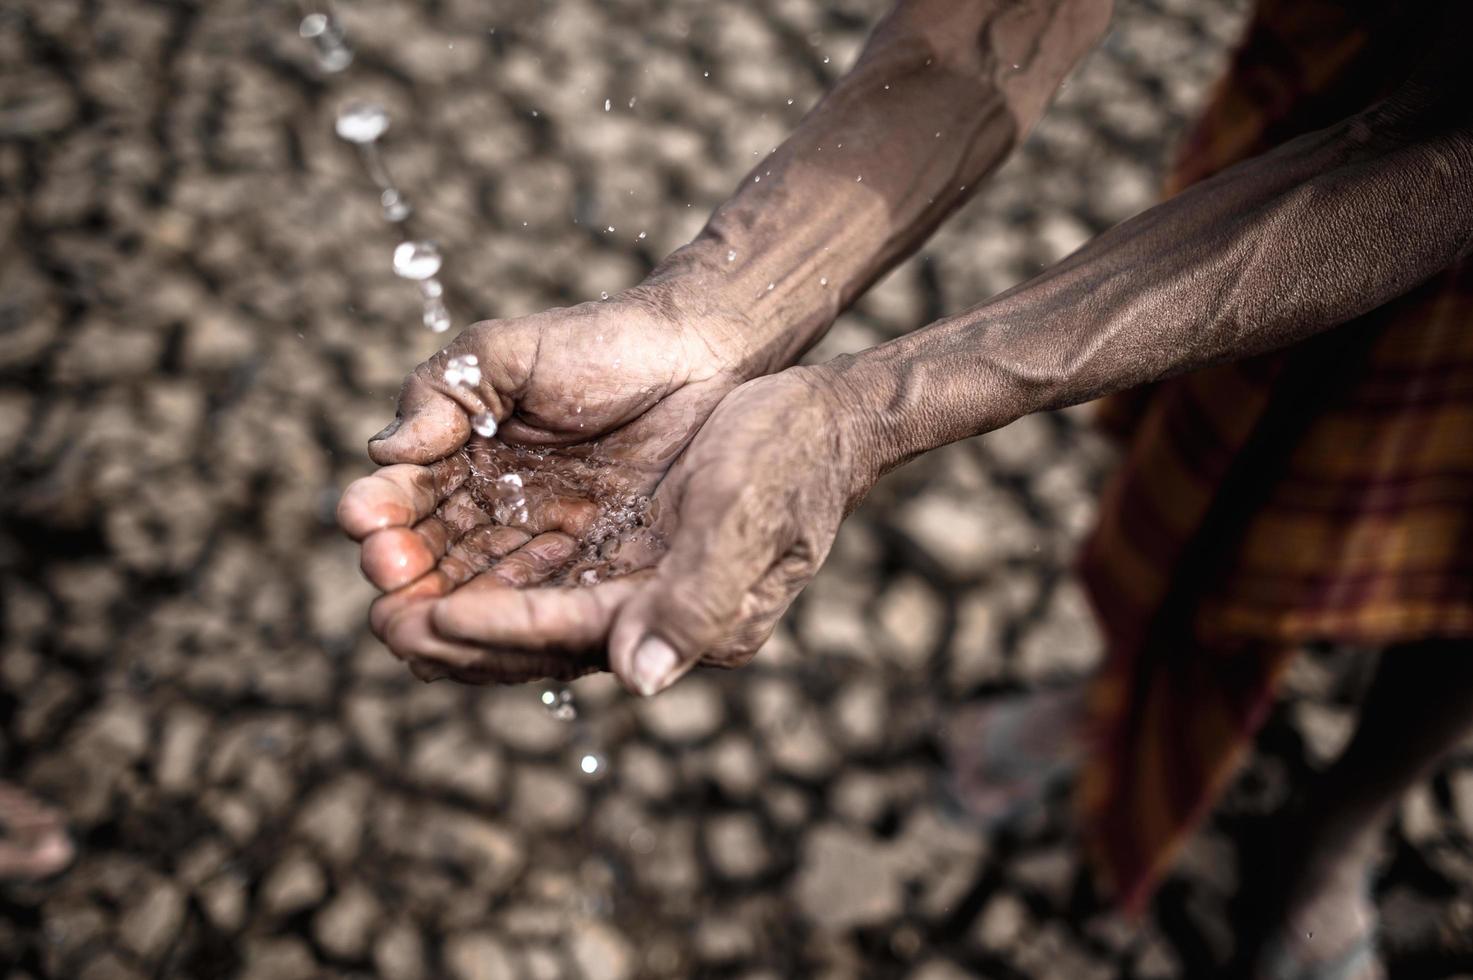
[1076,0,1473,913]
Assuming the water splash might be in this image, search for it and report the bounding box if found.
[541,686,577,722]
[392,240,443,280]
[300,12,353,73]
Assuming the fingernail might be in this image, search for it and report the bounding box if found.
[371,418,403,443]
[631,635,680,697]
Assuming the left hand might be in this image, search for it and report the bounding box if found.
[388,366,876,693]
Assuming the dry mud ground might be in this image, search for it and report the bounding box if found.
[2,0,1472,977]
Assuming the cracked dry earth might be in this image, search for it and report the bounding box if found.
[3,0,1473,978]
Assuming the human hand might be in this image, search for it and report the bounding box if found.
[337,286,755,682]
[397,365,877,693]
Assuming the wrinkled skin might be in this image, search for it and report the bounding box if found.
[337,290,755,685]
[341,354,863,693]
[421,368,867,695]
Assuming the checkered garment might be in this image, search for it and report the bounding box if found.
[1076,0,1473,913]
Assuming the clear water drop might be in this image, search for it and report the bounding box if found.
[819,276,828,286]
[471,412,497,438]
[578,752,606,777]
[419,277,444,300]
[381,188,411,222]
[334,101,389,144]
[603,98,611,111]
[600,291,609,300]
[300,12,353,72]
[445,354,481,388]
[422,305,451,333]
[726,249,736,262]
[541,685,576,722]
[393,241,443,280]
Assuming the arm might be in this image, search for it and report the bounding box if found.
[413,6,1473,697]
[360,0,1110,463]
[645,0,1113,377]
[826,35,1473,482]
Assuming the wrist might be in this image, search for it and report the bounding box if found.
[644,226,846,380]
[808,324,1033,483]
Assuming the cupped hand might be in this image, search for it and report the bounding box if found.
[393,365,878,694]
[337,287,755,682]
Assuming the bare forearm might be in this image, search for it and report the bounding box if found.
[825,99,1473,481]
[647,0,1111,378]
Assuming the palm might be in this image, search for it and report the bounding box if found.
[356,370,859,690]
[340,293,747,680]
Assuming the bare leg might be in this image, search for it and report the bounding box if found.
[1238,638,1473,979]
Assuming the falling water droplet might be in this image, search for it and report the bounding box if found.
[445,354,481,388]
[300,12,353,72]
[727,249,736,262]
[335,101,389,144]
[381,188,411,222]
[600,291,609,300]
[422,304,451,333]
[819,276,828,286]
[579,752,606,778]
[540,685,577,722]
[603,98,611,111]
[471,412,497,438]
[392,241,443,280]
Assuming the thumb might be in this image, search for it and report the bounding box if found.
[369,371,472,465]
[608,489,782,696]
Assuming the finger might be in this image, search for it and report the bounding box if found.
[381,600,497,671]
[608,484,783,697]
[337,456,470,539]
[403,532,572,668]
[360,517,450,592]
[523,493,600,538]
[438,485,492,535]
[369,571,453,644]
[368,370,474,465]
[366,524,526,643]
[432,570,652,651]
[481,531,579,586]
[440,525,533,585]
[392,598,597,683]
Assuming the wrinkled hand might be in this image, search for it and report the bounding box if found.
[399,366,876,694]
[337,288,755,682]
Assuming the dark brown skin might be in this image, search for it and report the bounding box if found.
[341,0,1472,696]
[341,0,1111,690]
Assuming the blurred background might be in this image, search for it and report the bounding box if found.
[3,0,1473,977]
